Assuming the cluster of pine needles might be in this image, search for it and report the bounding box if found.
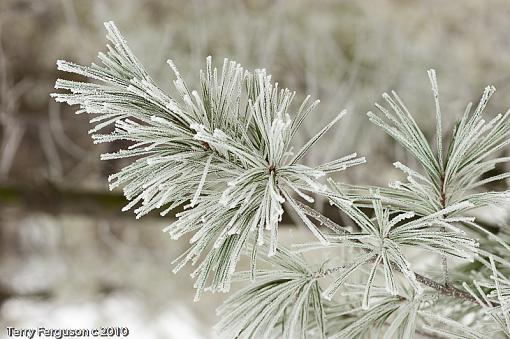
[53,22,510,339]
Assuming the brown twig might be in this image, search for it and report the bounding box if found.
[413,273,476,303]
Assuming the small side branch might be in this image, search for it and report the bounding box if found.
[414,272,476,303]
[297,200,478,304]
[296,200,349,234]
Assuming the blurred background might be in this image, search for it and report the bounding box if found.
[1,0,510,338]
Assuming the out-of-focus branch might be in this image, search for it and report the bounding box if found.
[0,282,52,306]
[0,182,132,219]
[0,182,304,225]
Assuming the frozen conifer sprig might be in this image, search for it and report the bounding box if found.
[314,187,477,306]
[52,21,364,300]
[213,71,510,338]
[216,245,328,339]
[423,257,510,338]
[343,70,510,218]
[53,21,510,339]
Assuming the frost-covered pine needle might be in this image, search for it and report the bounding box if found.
[52,21,364,299]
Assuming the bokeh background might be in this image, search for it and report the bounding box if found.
[1,0,510,338]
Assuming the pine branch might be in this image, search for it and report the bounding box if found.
[348,76,510,218]
[413,272,475,303]
[295,200,477,304]
[52,21,365,299]
[51,21,510,338]
[294,200,350,235]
